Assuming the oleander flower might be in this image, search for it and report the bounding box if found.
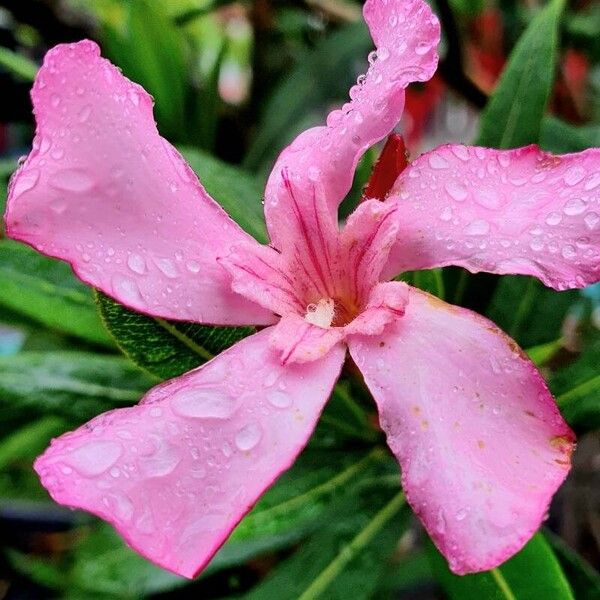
[5,0,599,579]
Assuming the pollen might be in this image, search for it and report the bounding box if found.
[304,298,335,328]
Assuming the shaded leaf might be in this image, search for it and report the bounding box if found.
[476,0,565,148]
[0,351,154,422]
[428,533,574,599]
[0,240,113,347]
[541,117,600,154]
[0,46,37,81]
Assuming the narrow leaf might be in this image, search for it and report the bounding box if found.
[428,533,574,600]
[476,0,565,148]
[0,46,38,81]
[0,240,113,347]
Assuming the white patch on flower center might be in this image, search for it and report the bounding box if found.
[304,298,335,328]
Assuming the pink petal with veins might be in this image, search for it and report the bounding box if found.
[349,287,574,574]
[263,0,440,253]
[34,328,345,578]
[5,41,273,325]
[384,144,600,290]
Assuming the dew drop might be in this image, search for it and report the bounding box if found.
[11,169,40,197]
[561,245,576,259]
[584,173,600,191]
[464,219,490,236]
[545,212,562,226]
[563,197,586,216]
[444,180,468,202]
[268,390,293,409]
[154,257,178,278]
[455,508,468,521]
[235,422,262,451]
[450,146,470,161]
[66,440,123,476]
[127,253,146,275]
[111,274,144,306]
[428,154,448,169]
[584,212,599,230]
[415,41,431,55]
[171,388,236,419]
[186,260,201,274]
[48,169,94,193]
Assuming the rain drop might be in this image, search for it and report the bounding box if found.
[128,253,146,275]
[268,390,293,409]
[235,422,262,451]
[171,388,236,419]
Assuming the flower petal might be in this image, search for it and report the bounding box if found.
[263,0,440,252]
[269,315,345,365]
[4,41,273,325]
[384,144,600,290]
[34,328,345,578]
[349,286,574,574]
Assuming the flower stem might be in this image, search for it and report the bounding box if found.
[297,490,406,600]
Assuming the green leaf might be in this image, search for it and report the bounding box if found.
[96,292,253,380]
[0,351,154,422]
[545,531,600,600]
[0,240,113,347]
[101,0,188,140]
[244,20,371,170]
[428,533,574,600]
[552,330,600,432]
[486,275,578,347]
[400,269,445,299]
[541,117,600,153]
[0,46,38,81]
[0,416,66,471]
[476,0,565,148]
[179,146,267,243]
[244,488,408,600]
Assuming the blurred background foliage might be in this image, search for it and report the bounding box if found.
[0,0,599,598]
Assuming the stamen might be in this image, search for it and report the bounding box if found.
[304,298,335,328]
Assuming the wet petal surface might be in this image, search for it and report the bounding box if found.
[35,328,345,578]
[349,286,574,574]
[5,41,272,325]
[384,144,600,289]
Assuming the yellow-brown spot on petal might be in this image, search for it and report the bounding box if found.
[420,419,429,430]
[411,405,421,415]
[477,440,485,449]
[524,410,535,418]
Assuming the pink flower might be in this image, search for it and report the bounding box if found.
[4,0,599,579]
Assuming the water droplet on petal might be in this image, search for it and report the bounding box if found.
[171,388,236,419]
[268,390,292,409]
[111,274,144,306]
[49,169,94,193]
[584,212,599,230]
[186,260,201,274]
[11,169,40,197]
[235,422,262,451]
[154,257,178,278]
[444,180,468,202]
[127,253,146,275]
[545,212,562,226]
[455,508,468,521]
[428,154,448,169]
[464,219,490,236]
[66,440,123,476]
[563,197,586,216]
[561,244,576,259]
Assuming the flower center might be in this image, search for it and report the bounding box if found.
[303,296,361,328]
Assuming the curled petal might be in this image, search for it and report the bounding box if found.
[5,41,272,325]
[34,329,345,578]
[269,315,345,365]
[384,144,600,290]
[263,0,440,252]
[345,281,409,337]
[349,286,574,574]
[219,241,302,317]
